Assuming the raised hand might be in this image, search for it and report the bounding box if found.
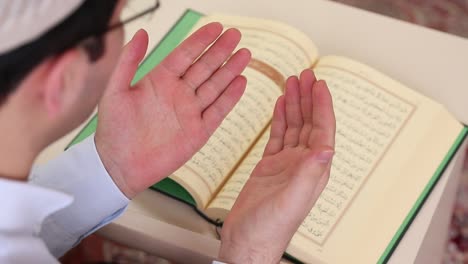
[95,23,251,198]
[219,69,336,263]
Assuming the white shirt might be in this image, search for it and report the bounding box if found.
[0,135,227,264]
[0,135,129,263]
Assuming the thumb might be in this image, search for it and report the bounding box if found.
[292,147,335,196]
[282,147,334,227]
[107,29,149,94]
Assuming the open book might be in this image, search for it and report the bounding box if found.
[69,10,467,264]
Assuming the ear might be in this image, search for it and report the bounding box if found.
[42,48,89,118]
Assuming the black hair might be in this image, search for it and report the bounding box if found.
[0,0,119,103]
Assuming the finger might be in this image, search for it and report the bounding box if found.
[298,69,316,145]
[106,29,149,94]
[283,76,303,148]
[182,28,242,90]
[308,80,336,148]
[196,48,251,109]
[159,22,223,77]
[299,69,316,123]
[263,95,286,157]
[202,76,247,134]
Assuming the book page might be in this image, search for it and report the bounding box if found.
[205,128,271,219]
[287,56,463,263]
[171,14,320,208]
[204,14,320,81]
[297,56,416,245]
[171,66,279,208]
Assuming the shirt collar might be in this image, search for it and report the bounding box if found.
[0,178,72,234]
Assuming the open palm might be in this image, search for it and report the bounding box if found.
[95,23,251,198]
[220,70,336,263]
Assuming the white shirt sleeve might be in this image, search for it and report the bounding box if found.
[29,135,129,258]
[0,178,72,264]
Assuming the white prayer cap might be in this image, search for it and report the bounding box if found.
[0,0,85,54]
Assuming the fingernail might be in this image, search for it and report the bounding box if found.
[316,150,334,164]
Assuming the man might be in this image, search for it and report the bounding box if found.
[0,0,335,263]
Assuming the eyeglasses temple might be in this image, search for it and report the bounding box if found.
[107,0,161,32]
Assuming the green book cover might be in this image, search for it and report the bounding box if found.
[66,9,468,264]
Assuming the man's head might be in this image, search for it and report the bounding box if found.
[0,0,127,178]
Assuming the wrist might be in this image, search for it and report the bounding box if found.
[218,238,279,264]
[94,136,136,199]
